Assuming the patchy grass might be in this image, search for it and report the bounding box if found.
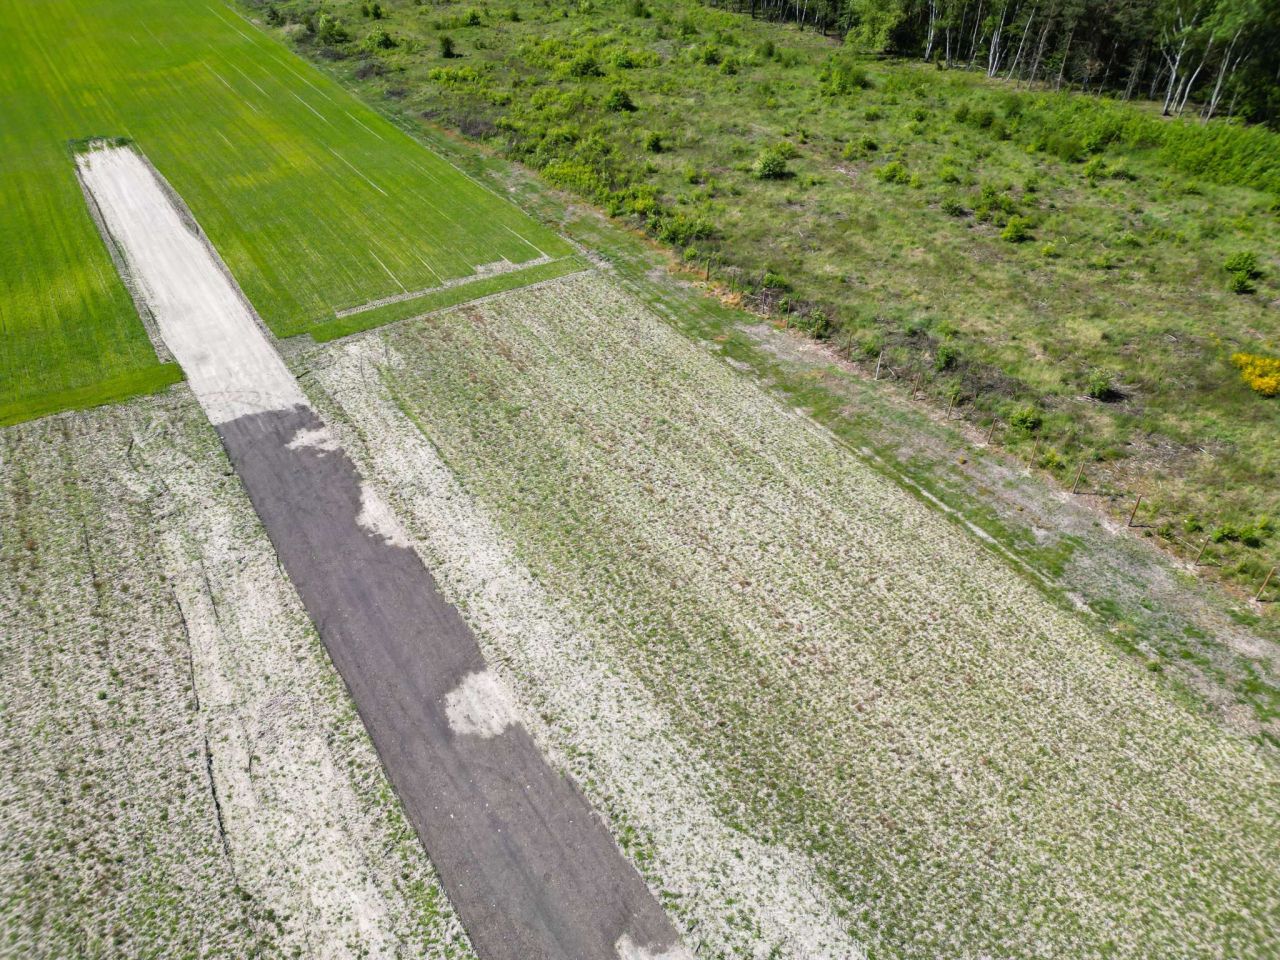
[358,271,1279,959]
[0,0,568,420]
[309,254,587,340]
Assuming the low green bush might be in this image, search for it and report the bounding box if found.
[1224,251,1261,278]
[605,88,636,112]
[753,147,790,179]
[875,160,909,184]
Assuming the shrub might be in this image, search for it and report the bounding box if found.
[1231,352,1280,396]
[657,213,715,245]
[644,130,664,153]
[974,184,1017,222]
[863,107,883,121]
[629,0,650,15]
[365,27,396,50]
[939,165,961,184]
[439,34,457,58]
[1000,215,1033,243]
[761,271,791,290]
[1084,369,1120,401]
[941,197,967,217]
[934,342,959,371]
[316,13,350,44]
[360,1,384,17]
[1229,271,1256,294]
[465,7,483,25]
[604,88,636,112]
[791,308,833,339]
[541,159,608,197]
[819,57,872,97]
[566,52,603,77]
[1224,251,1261,278]
[875,160,909,184]
[1210,522,1268,547]
[753,147,790,180]
[1009,405,1042,431]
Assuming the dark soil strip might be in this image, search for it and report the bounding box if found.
[216,403,682,960]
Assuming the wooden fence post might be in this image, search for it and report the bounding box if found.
[1127,494,1143,527]
[1071,461,1085,494]
[986,420,998,443]
[946,394,956,418]
[874,350,883,381]
[1258,566,1276,602]
[1194,538,1210,565]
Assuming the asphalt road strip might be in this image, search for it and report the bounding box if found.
[77,143,691,960]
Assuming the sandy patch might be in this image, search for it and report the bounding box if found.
[444,669,522,738]
[356,484,412,549]
[615,934,697,960]
[286,425,340,453]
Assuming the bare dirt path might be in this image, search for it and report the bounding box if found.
[76,145,688,960]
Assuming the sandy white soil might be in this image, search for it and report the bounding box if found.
[76,146,305,424]
[0,396,474,959]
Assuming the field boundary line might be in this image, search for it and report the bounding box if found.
[310,256,590,343]
[335,254,555,318]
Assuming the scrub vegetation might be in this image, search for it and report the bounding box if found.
[253,0,1279,594]
[0,0,568,423]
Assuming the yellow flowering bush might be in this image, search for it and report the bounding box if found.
[1231,352,1280,396]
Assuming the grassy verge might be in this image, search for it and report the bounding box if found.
[310,255,588,340]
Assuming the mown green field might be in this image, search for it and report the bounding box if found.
[0,0,571,424]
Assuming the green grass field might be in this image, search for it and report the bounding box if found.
[0,0,571,423]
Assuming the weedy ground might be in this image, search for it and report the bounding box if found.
[0,395,474,959]
[253,0,1279,595]
[310,271,1278,959]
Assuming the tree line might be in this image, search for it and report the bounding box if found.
[705,0,1280,126]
